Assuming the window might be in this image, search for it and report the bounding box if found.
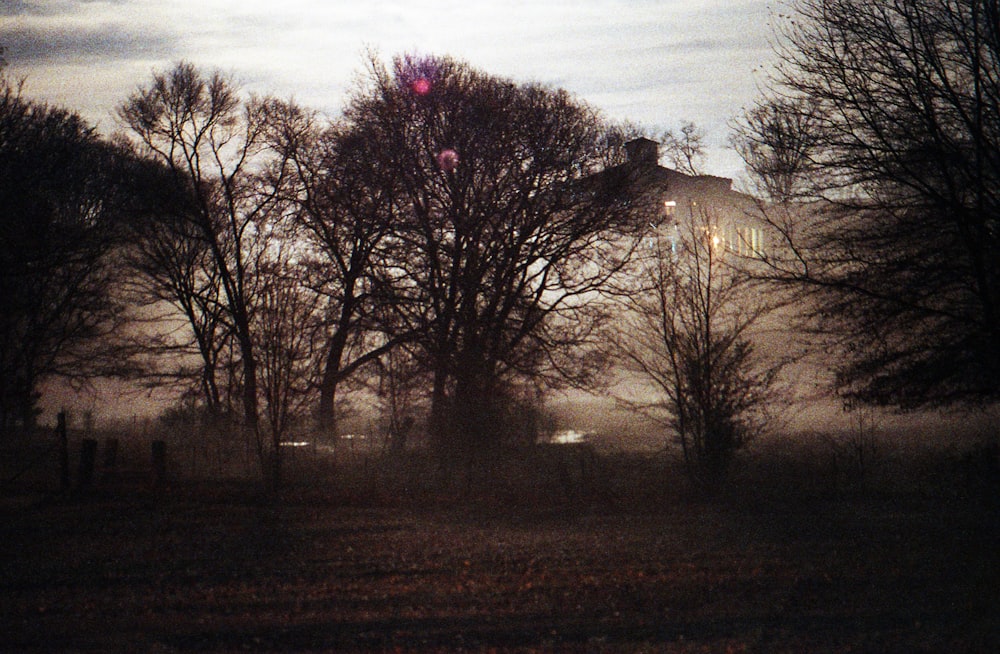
[663,200,676,219]
[736,226,764,257]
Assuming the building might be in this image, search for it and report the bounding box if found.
[616,137,767,259]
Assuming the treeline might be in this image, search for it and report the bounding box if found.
[4,0,1000,492]
[2,54,655,488]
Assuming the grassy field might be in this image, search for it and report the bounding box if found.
[1,434,998,652]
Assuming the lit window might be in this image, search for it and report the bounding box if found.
[664,200,676,218]
[736,226,765,257]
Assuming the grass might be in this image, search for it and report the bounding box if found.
[1,430,998,652]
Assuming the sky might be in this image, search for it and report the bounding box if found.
[1,0,778,179]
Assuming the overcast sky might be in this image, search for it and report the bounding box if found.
[1,0,777,179]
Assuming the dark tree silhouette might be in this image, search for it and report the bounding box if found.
[0,80,130,436]
[660,121,706,176]
[733,0,1000,408]
[118,63,298,487]
[263,101,409,435]
[122,155,234,417]
[343,54,640,461]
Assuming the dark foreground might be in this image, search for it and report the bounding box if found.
[3,436,1000,654]
[2,476,998,654]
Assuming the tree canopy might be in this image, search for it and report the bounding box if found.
[735,0,1000,408]
[342,54,640,455]
[0,79,136,436]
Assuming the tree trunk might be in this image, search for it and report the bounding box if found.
[428,367,449,457]
[269,432,282,493]
[318,330,348,434]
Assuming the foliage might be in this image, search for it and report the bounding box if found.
[0,79,131,436]
[734,0,1000,408]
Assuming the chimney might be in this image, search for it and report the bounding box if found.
[624,137,659,167]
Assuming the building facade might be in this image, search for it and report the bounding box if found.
[617,137,767,260]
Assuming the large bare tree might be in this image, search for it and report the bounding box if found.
[733,0,1000,408]
[343,54,641,460]
[263,101,408,435]
[122,158,233,416]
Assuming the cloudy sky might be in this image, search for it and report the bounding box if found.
[1,0,777,178]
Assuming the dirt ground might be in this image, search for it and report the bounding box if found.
[2,465,998,654]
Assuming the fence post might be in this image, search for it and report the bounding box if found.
[102,438,118,476]
[57,411,69,493]
[151,439,166,488]
[78,439,98,491]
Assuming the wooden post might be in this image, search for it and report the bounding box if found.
[151,440,166,488]
[102,438,119,481]
[57,411,69,493]
[78,439,97,491]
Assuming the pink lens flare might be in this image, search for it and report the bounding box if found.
[436,149,459,172]
[396,54,442,97]
[411,77,432,95]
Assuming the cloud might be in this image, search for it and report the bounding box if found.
[0,0,85,18]
[0,22,177,66]
[1,1,181,68]
[1,0,776,177]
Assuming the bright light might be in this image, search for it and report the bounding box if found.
[551,429,588,444]
[411,77,432,95]
[436,149,460,172]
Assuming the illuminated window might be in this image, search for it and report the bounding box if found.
[736,226,764,257]
[663,200,676,219]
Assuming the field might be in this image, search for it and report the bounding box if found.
[1,431,999,652]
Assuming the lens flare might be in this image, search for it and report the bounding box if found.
[396,54,441,97]
[411,77,432,95]
[436,149,459,172]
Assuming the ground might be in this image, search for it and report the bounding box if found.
[2,458,998,653]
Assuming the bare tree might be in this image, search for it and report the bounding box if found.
[611,209,784,488]
[370,342,427,455]
[122,158,234,417]
[253,244,324,487]
[118,62,283,445]
[731,98,823,203]
[661,121,706,175]
[263,101,408,435]
[732,0,1000,408]
[343,53,641,461]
